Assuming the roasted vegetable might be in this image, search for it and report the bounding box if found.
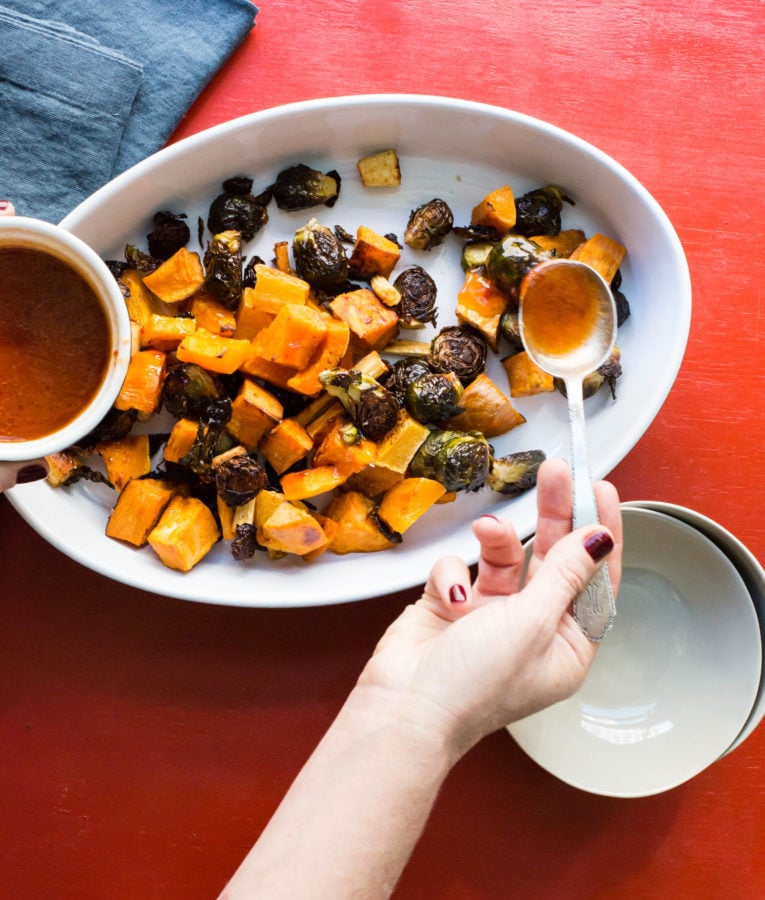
[429,325,488,384]
[460,241,494,271]
[142,247,205,304]
[357,149,401,187]
[273,164,340,211]
[486,449,546,495]
[498,310,524,354]
[204,230,243,310]
[410,428,491,493]
[555,346,623,400]
[393,266,438,328]
[349,226,401,279]
[404,198,454,250]
[513,185,573,237]
[403,372,463,424]
[611,270,631,327]
[471,185,517,234]
[319,368,399,441]
[446,373,526,438]
[215,454,268,507]
[485,234,550,302]
[147,211,190,260]
[293,218,349,289]
[208,176,269,242]
[382,357,433,403]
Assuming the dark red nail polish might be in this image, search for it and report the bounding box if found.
[449,584,468,604]
[0,200,9,209]
[16,464,48,485]
[479,514,501,522]
[584,530,613,563]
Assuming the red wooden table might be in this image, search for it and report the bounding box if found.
[2,1,764,897]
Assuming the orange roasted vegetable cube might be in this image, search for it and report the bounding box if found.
[106,477,176,546]
[121,269,166,326]
[280,465,348,501]
[329,288,399,350]
[259,418,314,474]
[258,501,329,557]
[228,378,284,451]
[96,434,151,492]
[446,373,527,437]
[503,351,555,397]
[313,418,377,476]
[164,418,200,464]
[191,293,237,337]
[140,313,196,351]
[323,491,395,554]
[142,247,205,304]
[569,232,626,284]
[148,495,220,571]
[115,349,167,417]
[286,318,350,397]
[377,477,446,534]
[176,328,252,375]
[251,303,328,370]
[455,270,507,352]
[349,225,401,279]
[471,185,517,233]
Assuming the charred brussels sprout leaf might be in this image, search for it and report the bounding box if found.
[215,455,268,507]
[405,372,464,424]
[208,177,269,242]
[429,326,488,384]
[393,266,438,328]
[147,211,190,260]
[499,310,524,354]
[486,450,546,495]
[513,185,574,237]
[204,230,243,310]
[404,198,454,250]
[162,362,228,419]
[555,347,623,400]
[319,368,399,441]
[124,243,162,274]
[293,218,349,289]
[410,429,491,493]
[273,164,340,211]
[486,234,550,303]
[231,523,260,561]
[382,357,433,403]
[611,270,631,327]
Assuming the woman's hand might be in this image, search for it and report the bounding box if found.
[355,458,622,760]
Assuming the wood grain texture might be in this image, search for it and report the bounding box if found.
[2,0,764,897]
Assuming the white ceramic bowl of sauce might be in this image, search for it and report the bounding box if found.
[0,217,131,462]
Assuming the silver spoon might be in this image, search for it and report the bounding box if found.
[519,258,617,642]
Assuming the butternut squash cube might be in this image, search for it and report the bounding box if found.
[259,501,329,557]
[503,351,556,397]
[329,288,399,350]
[121,269,166,326]
[377,477,446,534]
[176,328,252,375]
[313,418,377,476]
[446,373,526,437]
[96,434,151,492]
[164,418,200,464]
[228,378,284,451]
[115,349,167,417]
[148,495,220,571]
[140,313,196,351]
[251,303,328,370]
[106,478,176,546]
[191,293,237,336]
[471,185,517,233]
[569,232,626,284]
[251,263,311,305]
[323,491,395,554]
[349,226,402,279]
[259,418,314,475]
[455,270,507,352]
[286,318,351,397]
[529,229,586,258]
[280,465,347,501]
[356,149,401,187]
[142,247,205,304]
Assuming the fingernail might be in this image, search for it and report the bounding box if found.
[479,514,501,522]
[16,464,48,485]
[583,530,614,563]
[0,200,10,211]
[449,584,468,604]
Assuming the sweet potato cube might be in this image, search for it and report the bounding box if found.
[374,409,430,474]
[251,303,328,370]
[228,378,284,451]
[313,418,377,476]
[121,269,167,326]
[176,328,252,375]
[323,491,395,554]
[345,464,404,498]
[530,229,586,258]
[140,313,196,351]
[191,293,237,336]
[259,418,314,475]
[44,450,82,487]
[164,418,200,464]
[286,318,351,397]
[251,264,311,305]
[503,351,556,397]
[115,349,167,417]
[446,373,526,437]
[456,270,507,352]
[142,247,205,304]
[329,288,399,350]
[569,233,626,284]
[280,465,347,501]
[356,149,401,187]
[259,502,329,557]
[106,478,175,546]
[96,434,151,492]
[471,185,517,233]
[349,226,402,279]
[377,477,446,534]
[148,495,220,571]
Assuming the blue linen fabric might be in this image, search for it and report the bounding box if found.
[0,0,257,223]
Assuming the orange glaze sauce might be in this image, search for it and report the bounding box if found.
[0,246,111,441]
[520,263,600,357]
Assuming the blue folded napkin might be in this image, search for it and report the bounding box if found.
[0,0,257,223]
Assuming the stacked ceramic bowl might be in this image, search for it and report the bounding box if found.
[508,503,765,797]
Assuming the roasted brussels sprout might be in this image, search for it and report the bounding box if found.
[382,357,433,402]
[460,241,494,271]
[215,454,268,507]
[485,234,550,304]
[231,522,260,561]
[486,449,546,495]
[498,310,524,354]
[555,347,623,400]
[124,243,162,274]
[177,397,235,476]
[405,372,464,424]
[273,163,340,211]
[147,211,190,260]
[404,198,454,250]
[410,429,491,493]
[76,407,138,452]
[319,368,399,442]
[204,230,243,310]
[513,185,573,237]
[429,325,488,384]
[393,265,438,328]
[162,362,228,419]
[208,176,269,242]
[293,218,350,289]
[611,269,631,327]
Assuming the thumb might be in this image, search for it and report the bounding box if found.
[0,460,49,492]
[521,526,615,623]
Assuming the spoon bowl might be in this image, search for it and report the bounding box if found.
[519,259,618,641]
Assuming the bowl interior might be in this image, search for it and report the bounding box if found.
[508,506,761,797]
